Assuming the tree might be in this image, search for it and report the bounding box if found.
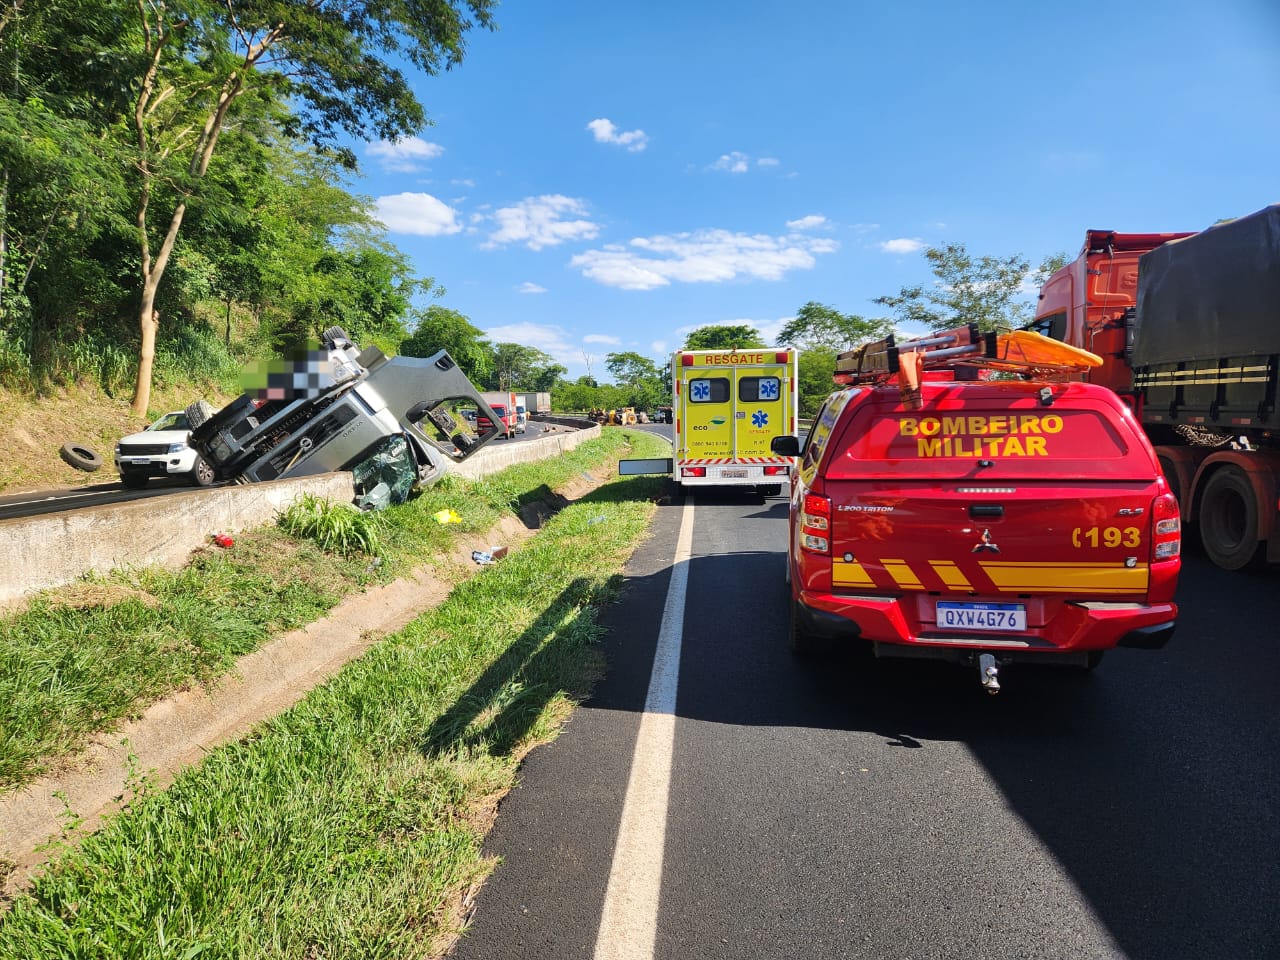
[490,342,562,392]
[873,243,1033,333]
[683,324,766,350]
[605,350,664,410]
[795,347,838,420]
[777,301,891,351]
[400,304,492,383]
[112,0,495,414]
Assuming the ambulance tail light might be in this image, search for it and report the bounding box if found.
[682,466,707,478]
[1151,493,1181,561]
[763,465,788,476]
[776,351,790,364]
[800,493,831,554]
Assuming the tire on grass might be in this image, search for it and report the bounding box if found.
[60,442,103,472]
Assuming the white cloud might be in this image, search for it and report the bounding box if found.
[757,157,780,167]
[484,322,578,367]
[367,136,444,173]
[583,333,622,345]
[651,340,668,354]
[711,151,750,174]
[451,177,476,187]
[372,193,462,236]
[571,229,840,291]
[852,222,880,234]
[786,214,828,231]
[587,118,650,152]
[485,195,599,251]
[880,237,926,254]
[517,281,548,294]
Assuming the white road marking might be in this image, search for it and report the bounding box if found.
[592,498,694,960]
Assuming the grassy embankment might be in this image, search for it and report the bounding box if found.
[0,428,670,956]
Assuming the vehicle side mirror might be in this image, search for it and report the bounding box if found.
[771,435,800,457]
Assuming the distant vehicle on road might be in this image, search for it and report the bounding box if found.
[114,411,215,489]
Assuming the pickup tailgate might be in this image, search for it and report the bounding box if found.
[826,480,1158,601]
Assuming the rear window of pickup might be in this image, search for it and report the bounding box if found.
[822,398,1154,481]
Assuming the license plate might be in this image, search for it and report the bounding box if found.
[129,458,153,465]
[720,469,748,478]
[936,601,1027,632]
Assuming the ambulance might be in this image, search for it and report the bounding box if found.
[771,325,1181,693]
[670,347,799,494]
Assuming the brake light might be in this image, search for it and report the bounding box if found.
[800,493,831,554]
[682,467,706,478]
[764,465,788,476]
[1151,493,1180,561]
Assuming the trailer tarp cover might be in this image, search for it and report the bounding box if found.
[1132,204,1280,365]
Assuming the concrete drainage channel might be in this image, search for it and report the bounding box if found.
[0,419,600,608]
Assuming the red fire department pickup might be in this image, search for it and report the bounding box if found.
[771,325,1181,693]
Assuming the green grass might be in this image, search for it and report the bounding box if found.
[0,429,670,957]
[0,428,662,791]
[278,493,384,554]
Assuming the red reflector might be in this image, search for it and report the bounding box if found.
[681,354,694,366]
[776,351,789,364]
[682,466,706,478]
[764,465,788,476]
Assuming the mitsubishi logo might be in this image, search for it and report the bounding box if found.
[972,528,1001,553]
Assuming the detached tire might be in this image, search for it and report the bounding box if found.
[1198,465,1263,570]
[60,442,103,472]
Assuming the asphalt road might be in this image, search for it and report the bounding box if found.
[453,487,1280,960]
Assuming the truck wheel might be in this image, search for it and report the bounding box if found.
[1198,465,1263,570]
[185,399,216,429]
[60,442,103,472]
[788,599,827,656]
[1156,454,1181,503]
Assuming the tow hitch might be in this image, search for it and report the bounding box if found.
[978,653,1000,695]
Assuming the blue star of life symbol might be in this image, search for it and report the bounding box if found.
[752,410,768,428]
[691,380,710,401]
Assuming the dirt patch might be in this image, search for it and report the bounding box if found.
[41,582,160,611]
[0,472,612,900]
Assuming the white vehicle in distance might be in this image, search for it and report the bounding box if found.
[514,403,529,434]
[114,410,215,489]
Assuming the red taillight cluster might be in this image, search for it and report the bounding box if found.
[763,465,789,476]
[800,493,831,554]
[681,466,706,478]
[1151,493,1181,561]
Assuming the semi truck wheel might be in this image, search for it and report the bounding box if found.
[1198,465,1263,570]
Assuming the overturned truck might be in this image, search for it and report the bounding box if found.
[187,327,504,506]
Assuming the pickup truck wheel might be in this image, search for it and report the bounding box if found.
[120,471,149,489]
[1199,466,1263,570]
[60,442,103,472]
[190,455,216,487]
[788,599,827,656]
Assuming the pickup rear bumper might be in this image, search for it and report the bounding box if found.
[797,590,1176,656]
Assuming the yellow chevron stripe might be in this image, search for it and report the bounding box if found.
[882,559,924,589]
[980,561,1149,593]
[929,560,973,591]
[832,558,875,587]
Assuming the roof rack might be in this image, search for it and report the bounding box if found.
[834,323,1102,387]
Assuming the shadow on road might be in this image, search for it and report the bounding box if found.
[589,510,1280,959]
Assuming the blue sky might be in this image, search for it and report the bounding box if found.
[356,0,1280,381]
